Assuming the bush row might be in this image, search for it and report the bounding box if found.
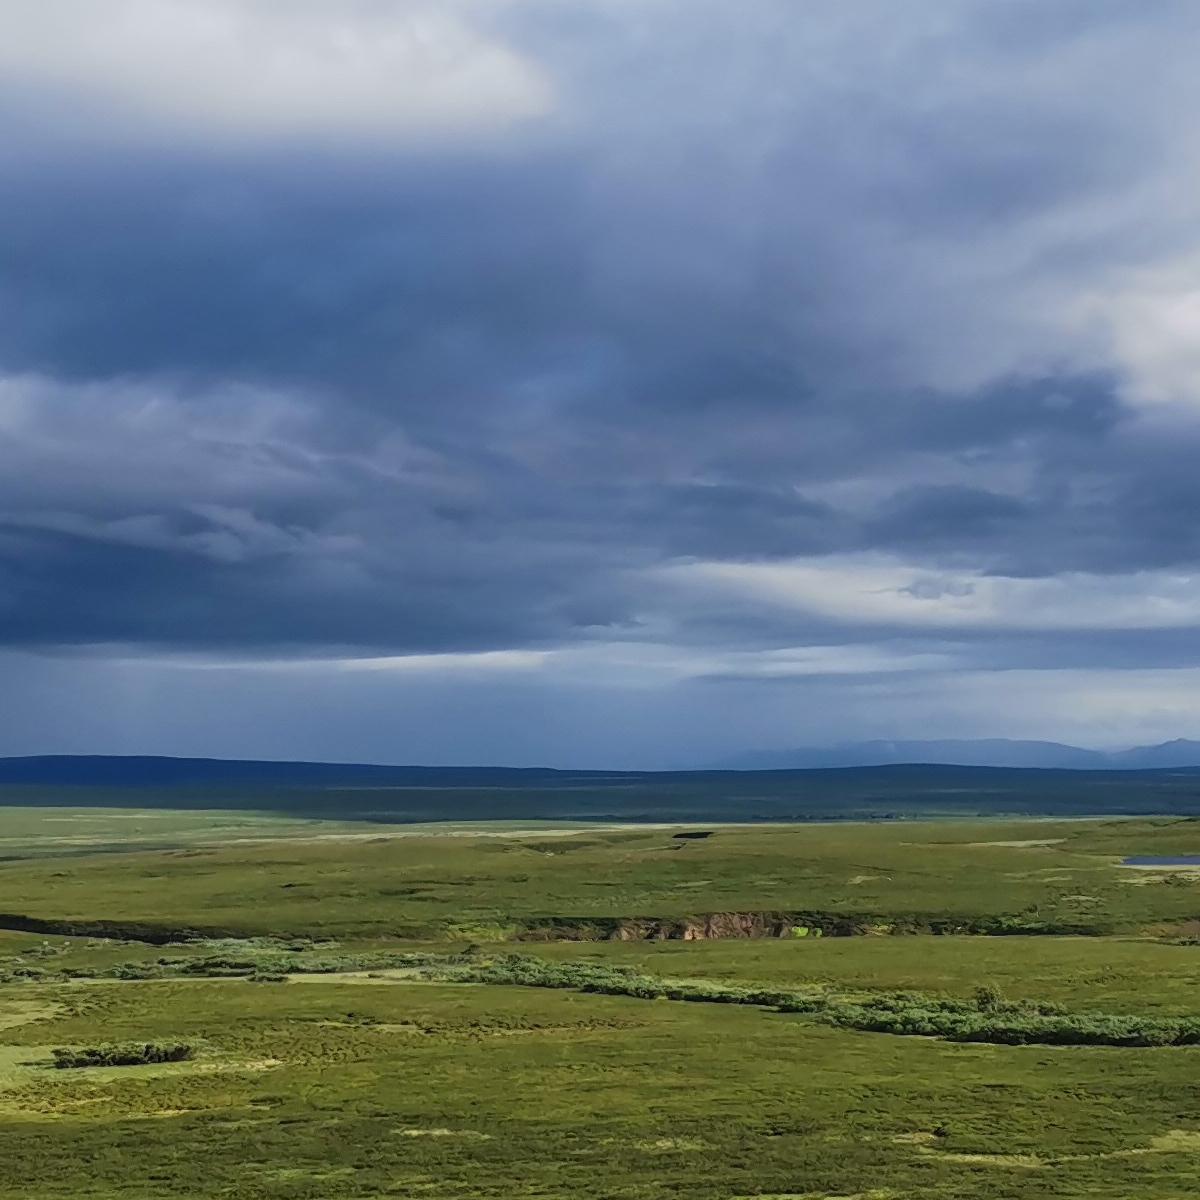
[452,956,1200,1047]
[51,949,470,983]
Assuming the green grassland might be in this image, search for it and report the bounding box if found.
[2,813,1200,938]
[0,807,373,859]
[6,974,1200,1200]
[3,806,1200,1197]
[0,806,591,860]
[523,935,1200,1015]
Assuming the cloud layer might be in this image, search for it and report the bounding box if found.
[4,1,1200,763]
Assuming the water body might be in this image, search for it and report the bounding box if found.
[1121,855,1200,867]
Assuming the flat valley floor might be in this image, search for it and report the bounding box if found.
[3,808,1200,1198]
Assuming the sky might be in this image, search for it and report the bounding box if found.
[4,1,1200,767]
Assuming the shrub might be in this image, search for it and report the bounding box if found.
[51,1042,195,1069]
[974,983,1005,1012]
[450,953,1200,1048]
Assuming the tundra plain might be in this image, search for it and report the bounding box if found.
[3,805,1200,1198]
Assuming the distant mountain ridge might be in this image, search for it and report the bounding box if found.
[1,744,1200,788]
[719,737,1200,771]
[0,755,582,788]
[3,753,1200,824]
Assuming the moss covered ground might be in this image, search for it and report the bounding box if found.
[3,814,1200,938]
[1,807,1200,1197]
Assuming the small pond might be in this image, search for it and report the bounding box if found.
[1121,855,1200,867]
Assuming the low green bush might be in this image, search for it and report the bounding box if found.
[51,1042,195,1069]
[452,955,1200,1048]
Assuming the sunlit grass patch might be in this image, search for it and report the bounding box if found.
[0,998,65,1032]
[398,1128,493,1140]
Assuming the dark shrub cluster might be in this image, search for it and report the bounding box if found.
[51,1042,195,1069]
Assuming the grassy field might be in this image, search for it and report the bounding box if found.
[522,935,1200,1014]
[0,807,398,858]
[2,812,1200,937]
[0,806,618,860]
[2,806,1200,1197]
[6,975,1200,1199]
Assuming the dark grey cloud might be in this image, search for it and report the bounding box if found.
[3,1,1200,759]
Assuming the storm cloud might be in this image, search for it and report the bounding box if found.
[4,1,1200,764]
